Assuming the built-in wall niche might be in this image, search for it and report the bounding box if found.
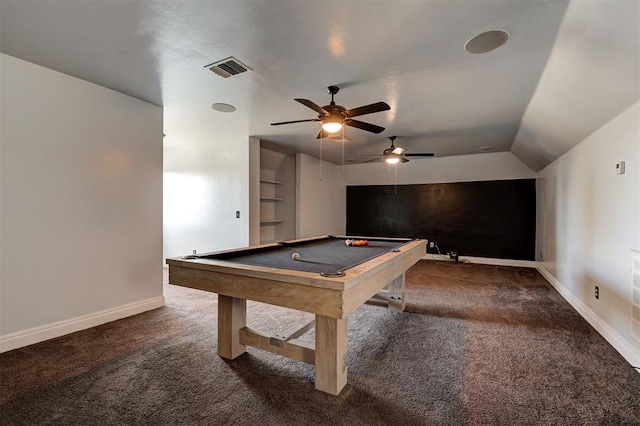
[259,147,296,244]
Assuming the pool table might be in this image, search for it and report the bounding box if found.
[166,235,426,395]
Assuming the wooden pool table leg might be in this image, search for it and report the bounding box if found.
[314,315,347,395]
[387,273,406,312]
[217,295,247,359]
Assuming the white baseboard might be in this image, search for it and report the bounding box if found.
[0,296,165,354]
[422,253,537,268]
[537,266,640,369]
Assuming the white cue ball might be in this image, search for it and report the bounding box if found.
[292,252,300,260]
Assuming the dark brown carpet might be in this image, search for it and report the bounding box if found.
[1,260,639,425]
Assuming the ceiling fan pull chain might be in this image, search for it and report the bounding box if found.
[395,164,398,195]
[341,127,345,174]
[319,130,323,182]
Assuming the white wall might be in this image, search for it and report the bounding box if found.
[296,154,346,238]
[537,102,640,365]
[0,54,163,350]
[163,137,250,259]
[343,151,535,185]
[248,137,261,246]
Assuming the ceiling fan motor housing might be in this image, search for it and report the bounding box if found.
[320,104,347,120]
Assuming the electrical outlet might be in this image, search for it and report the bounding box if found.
[236,211,240,218]
[595,285,600,300]
[539,250,543,260]
[429,242,435,248]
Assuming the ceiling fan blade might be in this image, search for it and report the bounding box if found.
[345,102,391,118]
[405,153,435,157]
[344,119,385,134]
[363,157,382,163]
[271,118,320,126]
[400,156,410,163]
[295,99,329,115]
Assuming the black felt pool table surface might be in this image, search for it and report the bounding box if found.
[200,236,409,275]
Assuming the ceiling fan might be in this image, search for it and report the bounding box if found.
[362,136,435,164]
[271,86,390,139]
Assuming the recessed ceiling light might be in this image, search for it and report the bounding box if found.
[478,146,495,151]
[465,30,509,54]
[211,103,236,113]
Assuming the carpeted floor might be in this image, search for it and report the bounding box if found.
[1,260,639,425]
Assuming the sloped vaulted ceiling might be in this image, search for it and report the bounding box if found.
[0,0,637,168]
[512,0,640,171]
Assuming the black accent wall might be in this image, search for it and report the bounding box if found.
[346,179,536,260]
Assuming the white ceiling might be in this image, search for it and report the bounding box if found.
[1,0,637,170]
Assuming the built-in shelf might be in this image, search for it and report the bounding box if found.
[260,179,284,185]
[255,149,296,245]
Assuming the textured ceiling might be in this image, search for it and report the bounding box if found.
[1,0,637,169]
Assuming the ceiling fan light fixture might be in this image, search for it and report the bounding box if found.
[385,156,401,164]
[321,116,343,133]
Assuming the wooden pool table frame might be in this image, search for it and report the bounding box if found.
[166,235,426,395]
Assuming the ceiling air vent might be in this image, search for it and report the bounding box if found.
[205,57,252,78]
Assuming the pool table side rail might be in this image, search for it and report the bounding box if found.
[333,235,415,242]
[168,264,345,317]
[167,256,348,291]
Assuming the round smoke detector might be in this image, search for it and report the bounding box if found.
[211,103,236,113]
[465,30,509,54]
